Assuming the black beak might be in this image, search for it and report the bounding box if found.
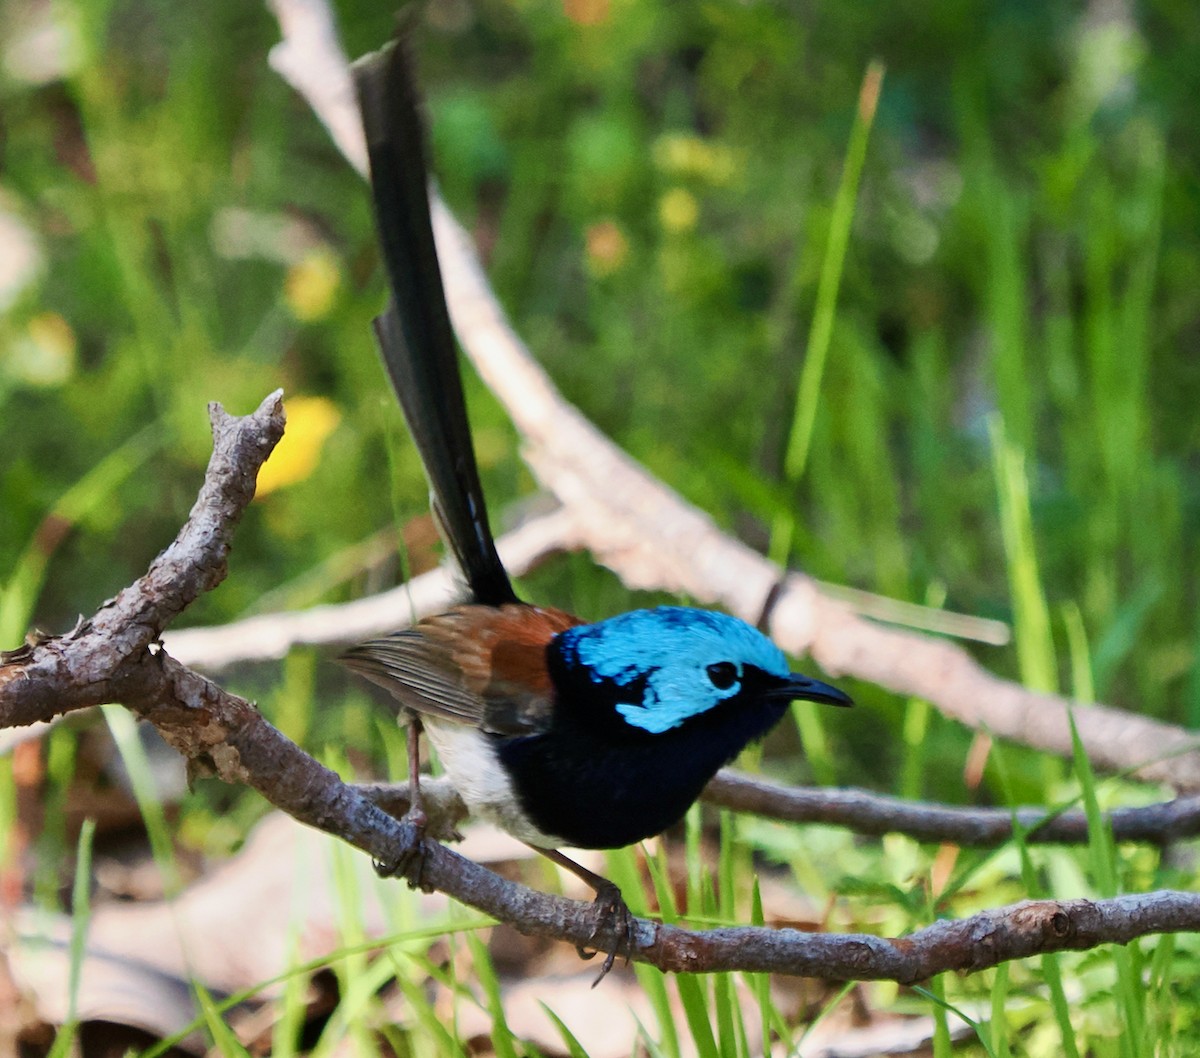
[773,673,853,708]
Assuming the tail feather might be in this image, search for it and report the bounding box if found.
[353,39,517,606]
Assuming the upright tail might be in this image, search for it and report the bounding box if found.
[353,39,517,606]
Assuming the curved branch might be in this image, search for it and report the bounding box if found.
[433,192,1200,791]
[3,389,1198,982]
[0,391,285,729]
[355,771,1200,849]
[262,0,1200,793]
[644,891,1200,980]
[702,772,1200,847]
[4,0,1194,996]
[7,608,1199,983]
[160,508,579,672]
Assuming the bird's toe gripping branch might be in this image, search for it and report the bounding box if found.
[579,878,637,986]
[372,811,434,892]
[534,845,638,983]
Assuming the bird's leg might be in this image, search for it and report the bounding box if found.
[536,847,636,985]
[404,712,428,827]
[374,712,432,890]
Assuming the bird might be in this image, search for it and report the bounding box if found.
[343,36,852,979]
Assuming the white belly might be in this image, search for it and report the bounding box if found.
[422,718,564,849]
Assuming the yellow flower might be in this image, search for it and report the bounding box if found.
[284,249,340,322]
[255,395,341,497]
[658,187,698,234]
[652,133,736,186]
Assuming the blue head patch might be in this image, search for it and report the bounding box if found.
[555,606,791,734]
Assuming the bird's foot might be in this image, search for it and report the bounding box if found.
[577,879,636,986]
[531,847,637,984]
[373,806,432,892]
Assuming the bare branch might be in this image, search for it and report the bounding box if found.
[8,624,1199,984]
[433,198,1200,790]
[354,776,468,842]
[644,890,1200,980]
[262,0,1200,793]
[4,385,1197,981]
[352,771,1200,849]
[161,507,578,671]
[5,0,1195,996]
[0,391,285,729]
[702,771,1200,847]
[11,625,1200,984]
[109,645,1200,982]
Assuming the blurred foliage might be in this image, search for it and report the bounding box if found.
[3,0,1200,1047]
[2,0,1197,721]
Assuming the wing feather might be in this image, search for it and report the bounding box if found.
[341,604,582,736]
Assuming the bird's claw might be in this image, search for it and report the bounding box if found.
[577,880,635,986]
[373,808,433,892]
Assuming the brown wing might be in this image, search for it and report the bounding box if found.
[340,603,582,736]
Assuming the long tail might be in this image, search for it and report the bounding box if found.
[353,39,517,606]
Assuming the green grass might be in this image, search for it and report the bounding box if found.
[46,817,95,1058]
[4,0,1200,1053]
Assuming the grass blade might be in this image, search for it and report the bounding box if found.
[989,416,1056,695]
[772,60,886,560]
[100,704,181,895]
[46,818,96,1058]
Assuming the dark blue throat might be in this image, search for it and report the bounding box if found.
[492,657,789,849]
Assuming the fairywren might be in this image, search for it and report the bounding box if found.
[343,38,851,978]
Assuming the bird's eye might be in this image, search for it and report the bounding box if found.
[706,661,739,690]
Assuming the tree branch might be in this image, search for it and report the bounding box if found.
[643,891,1200,980]
[434,183,1200,791]
[355,771,1200,849]
[4,391,1198,982]
[3,0,1196,995]
[702,771,1200,847]
[159,508,579,671]
[261,0,1200,794]
[0,391,285,729]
